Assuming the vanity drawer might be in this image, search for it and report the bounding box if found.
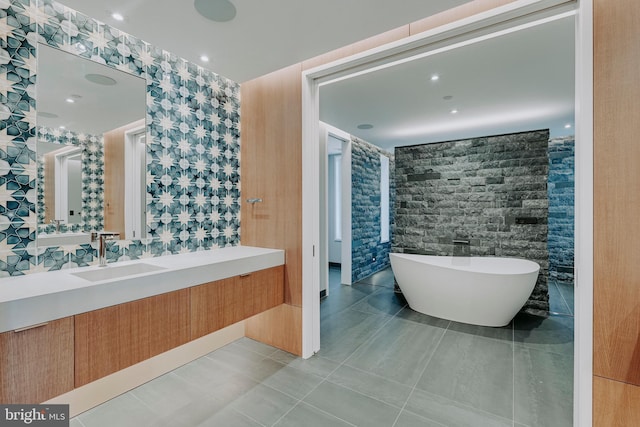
[74,289,190,387]
[190,265,285,340]
[0,317,74,404]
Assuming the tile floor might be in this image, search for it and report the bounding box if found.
[72,267,574,427]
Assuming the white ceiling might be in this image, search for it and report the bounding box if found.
[58,0,470,83]
[320,15,576,151]
[48,1,574,151]
[37,44,145,136]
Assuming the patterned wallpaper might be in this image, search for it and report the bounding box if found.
[0,0,241,276]
[36,126,104,232]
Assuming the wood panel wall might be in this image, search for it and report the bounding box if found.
[593,0,640,423]
[103,118,145,238]
[241,64,304,355]
[594,376,640,426]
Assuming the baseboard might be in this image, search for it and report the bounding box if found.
[44,321,245,417]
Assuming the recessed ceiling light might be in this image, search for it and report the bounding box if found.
[430,74,440,81]
[59,126,66,129]
[112,12,124,21]
[85,73,117,86]
[450,109,458,114]
[194,0,237,22]
[443,95,453,101]
[200,55,210,63]
[564,123,572,129]
[65,98,75,103]
[357,124,374,130]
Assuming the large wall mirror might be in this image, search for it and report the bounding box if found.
[36,43,146,244]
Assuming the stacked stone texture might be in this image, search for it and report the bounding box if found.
[351,137,395,283]
[548,136,574,284]
[393,130,550,311]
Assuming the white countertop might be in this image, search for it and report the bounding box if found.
[0,245,285,333]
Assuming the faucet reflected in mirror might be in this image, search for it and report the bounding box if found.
[50,219,64,233]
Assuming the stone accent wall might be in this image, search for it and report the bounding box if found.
[351,136,395,283]
[394,130,550,311]
[548,136,574,284]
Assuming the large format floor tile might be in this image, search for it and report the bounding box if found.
[556,281,574,315]
[393,409,446,427]
[228,383,299,426]
[321,276,378,321]
[345,316,446,386]
[513,312,574,357]
[319,308,391,363]
[514,346,573,427]
[416,329,514,420]
[403,388,513,427]
[349,286,406,316]
[273,402,354,427]
[261,363,325,398]
[77,393,162,427]
[303,381,401,427]
[326,364,413,408]
[548,281,572,315]
[196,406,264,427]
[129,372,215,419]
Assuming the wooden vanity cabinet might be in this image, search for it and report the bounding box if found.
[0,263,283,403]
[248,266,285,315]
[0,317,74,404]
[191,266,284,340]
[74,289,190,387]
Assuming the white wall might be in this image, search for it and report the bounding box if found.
[327,153,342,263]
[67,158,82,224]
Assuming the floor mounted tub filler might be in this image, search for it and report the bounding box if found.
[390,253,540,327]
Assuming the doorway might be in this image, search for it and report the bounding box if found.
[124,126,147,240]
[301,0,593,424]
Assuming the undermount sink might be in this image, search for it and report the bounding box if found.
[71,263,167,282]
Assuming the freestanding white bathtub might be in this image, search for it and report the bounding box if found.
[390,253,540,327]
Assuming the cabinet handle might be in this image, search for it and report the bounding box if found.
[13,322,49,333]
[239,273,251,278]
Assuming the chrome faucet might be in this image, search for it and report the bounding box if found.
[91,231,120,267]
[50,219,64,233]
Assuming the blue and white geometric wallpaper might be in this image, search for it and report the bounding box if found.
[36,126,104,233]
[0,0,241,276]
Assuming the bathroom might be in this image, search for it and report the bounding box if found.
[314,12,575,424]
[0,0,635,425]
